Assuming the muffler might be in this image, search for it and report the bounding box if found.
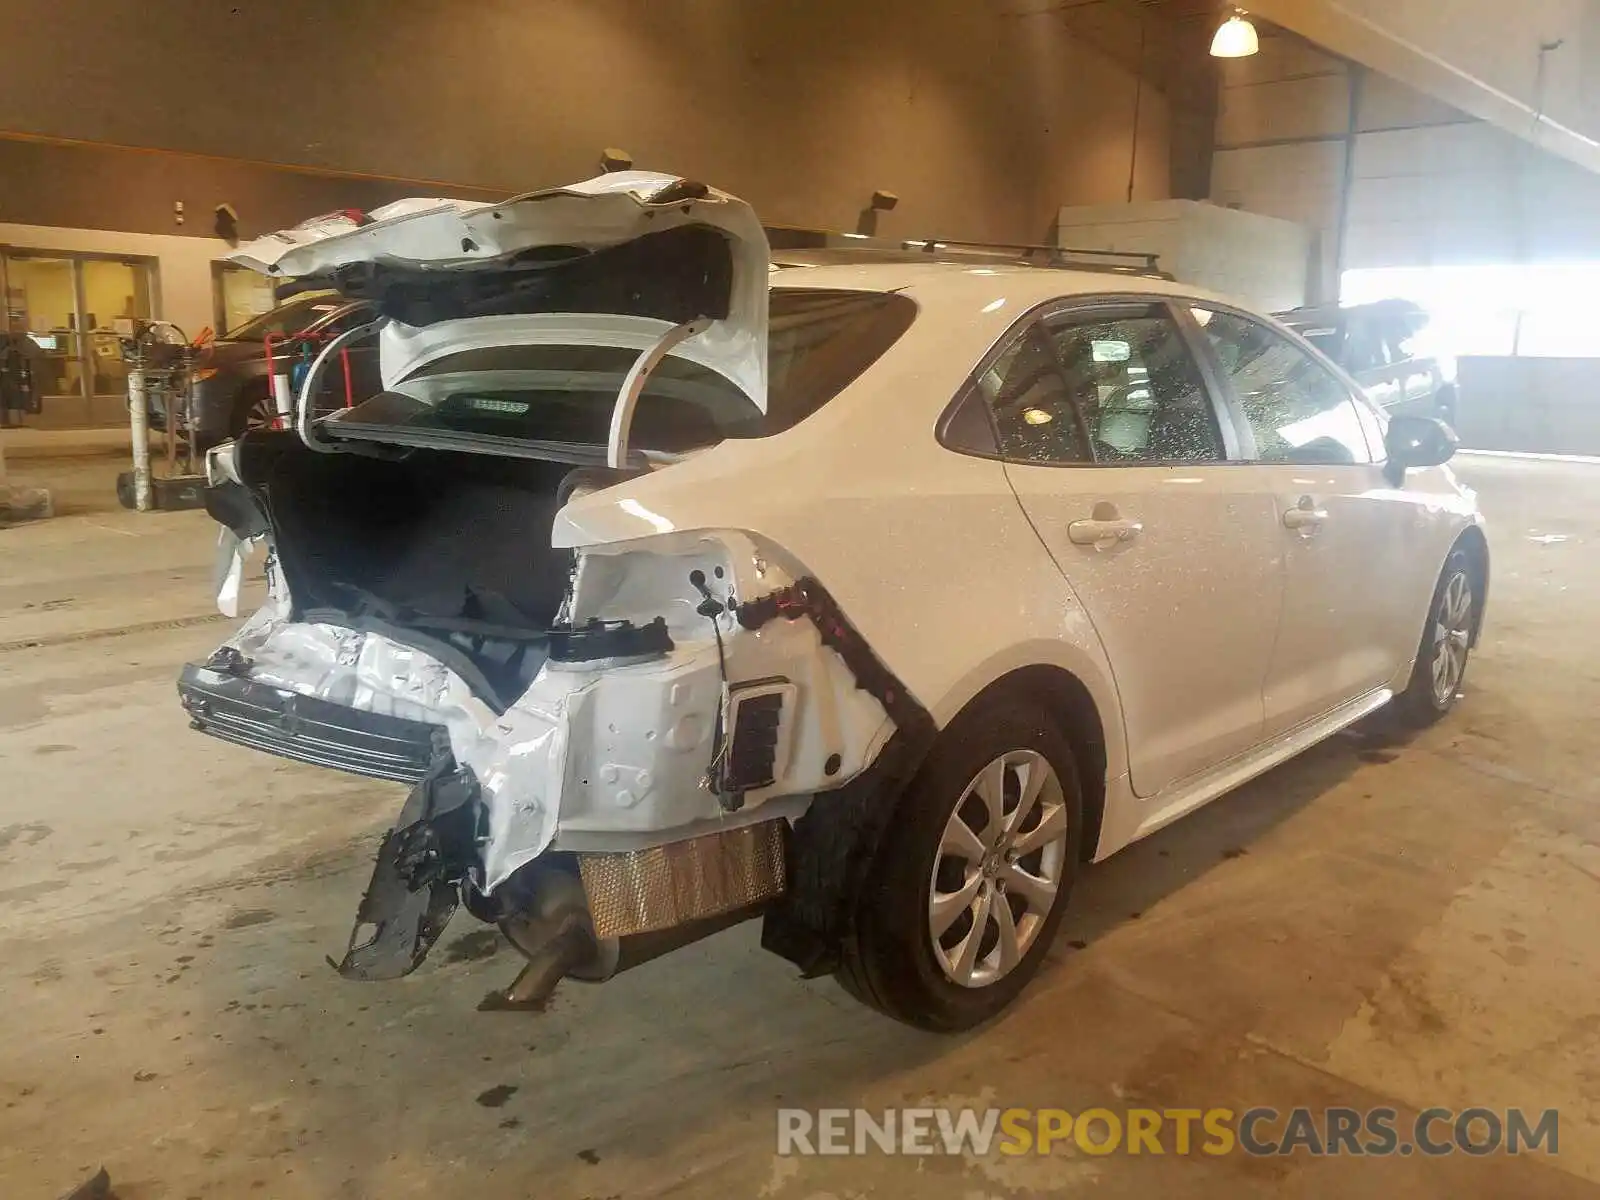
[481,820,787,1010]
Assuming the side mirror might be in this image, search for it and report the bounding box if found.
[1384,414,1457,485]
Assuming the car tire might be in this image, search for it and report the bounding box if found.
[835,693,1082,1031]
[1394,548,1477,726]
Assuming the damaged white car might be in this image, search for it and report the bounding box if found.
[179,172,1487,1030]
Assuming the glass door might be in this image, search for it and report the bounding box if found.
[214,263,277,336]
[81,257,154,425]
[0,250,156,427]
[4,254,86,425]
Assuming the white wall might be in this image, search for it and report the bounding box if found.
[1,221,227,337]
[1209,35,1353,299]
[1209,31,1600,296]
[1346,122,1600,269]
[1457,356,1600,454]
[1056,199,1311,311]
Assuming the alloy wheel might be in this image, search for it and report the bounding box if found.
[1431,570,1473,706]
[247,392,281,431]
[928,749,1069,989]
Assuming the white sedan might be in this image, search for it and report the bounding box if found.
[180,174,1486,1030]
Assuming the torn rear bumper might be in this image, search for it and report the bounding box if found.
[177,662,452,783]
[337,761,483,981]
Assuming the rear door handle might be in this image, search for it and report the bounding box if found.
[1068,517,1143,547]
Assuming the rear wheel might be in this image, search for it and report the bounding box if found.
[1394,549,1476,725]
[836,694,1082,1030]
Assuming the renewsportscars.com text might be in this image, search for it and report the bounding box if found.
[776,1106,1559,1158]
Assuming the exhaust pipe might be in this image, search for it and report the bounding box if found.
[479,865,607,1011]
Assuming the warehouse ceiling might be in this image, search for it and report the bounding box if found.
[1228,0,1600,174]
[1031,0,1600,176]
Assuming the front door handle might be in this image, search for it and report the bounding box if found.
[1068,516,1144,547]
[1283,498,1328,532]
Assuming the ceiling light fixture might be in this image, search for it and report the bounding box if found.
[1210,9,1260,58]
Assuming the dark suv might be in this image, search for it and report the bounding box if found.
[161,292,381,450]
[1277,298,1457,425]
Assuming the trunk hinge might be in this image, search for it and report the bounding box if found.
[294,316,390,453]
[606,317,712,468]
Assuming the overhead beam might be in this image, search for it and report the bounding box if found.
[1243,0,1600,174]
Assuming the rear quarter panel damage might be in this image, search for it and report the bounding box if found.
[204,280,1133,902]
[209,526,903,892]
[554,316,1129,783]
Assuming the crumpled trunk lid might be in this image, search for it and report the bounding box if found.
[225,171,771,409]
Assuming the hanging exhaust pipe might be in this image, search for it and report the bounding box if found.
[480,865,607,1012]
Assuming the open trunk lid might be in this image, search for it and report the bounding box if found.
[225,172,770,410]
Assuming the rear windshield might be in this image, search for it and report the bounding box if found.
[332,288,915,453]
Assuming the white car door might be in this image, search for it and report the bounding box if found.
[944,300,1284,799]
[1188,305,1421,737]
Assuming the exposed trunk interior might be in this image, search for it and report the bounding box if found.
[242,435,588,710]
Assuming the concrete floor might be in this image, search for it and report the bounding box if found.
[1,453,1597,1199]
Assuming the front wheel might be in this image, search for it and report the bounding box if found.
[836,694,1082,1030]
[1394,549,1476,725]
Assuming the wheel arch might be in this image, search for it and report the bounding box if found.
[937,662,1112,864]
[1452,523,1490,646]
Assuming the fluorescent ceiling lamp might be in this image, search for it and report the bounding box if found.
[1210,13,1260,58]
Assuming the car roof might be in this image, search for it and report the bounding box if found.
[771,258,1209,299]
[759,260,1259,421]
[770,259,1243,348]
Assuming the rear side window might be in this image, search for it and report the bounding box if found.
[336,288,913,452]
[980,325,1091,463]
[1194,307,1373,466]
[1040,308,1222,463]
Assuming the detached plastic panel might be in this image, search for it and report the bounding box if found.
[178,663,451,782]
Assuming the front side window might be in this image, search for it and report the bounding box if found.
[1194,307,1372,465]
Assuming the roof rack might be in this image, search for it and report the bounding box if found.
[763,226,1168,278]
[899,238,1166,277]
